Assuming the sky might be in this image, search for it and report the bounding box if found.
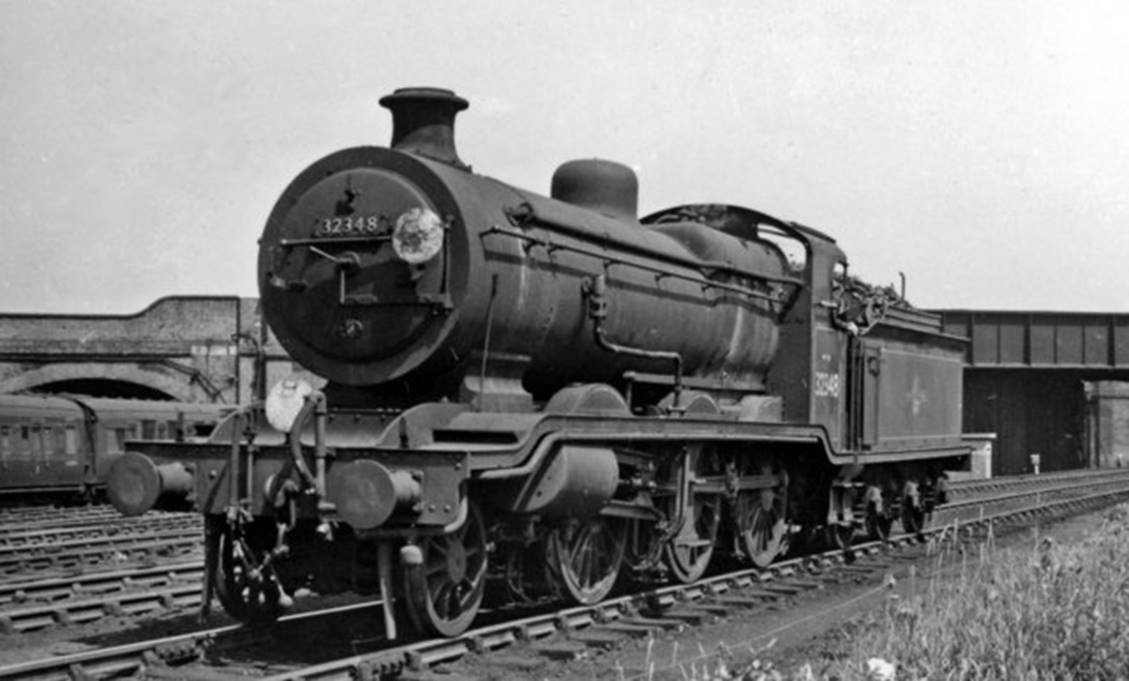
[1,1,1127,314]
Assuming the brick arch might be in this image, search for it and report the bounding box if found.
[0,363,198,401]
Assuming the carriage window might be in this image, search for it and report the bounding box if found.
[157,422,168,439]
[42,427,55,464]
[30,425,42,461]
[111,428,128,453]
[16,426,29,456]
[47,427,63,462]
[0,425,9,463]
[46,426,60,457]
[65,426,78,456]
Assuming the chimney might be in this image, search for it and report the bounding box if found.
[379,87,469,170]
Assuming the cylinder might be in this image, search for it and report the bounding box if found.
[106,451,194,516]
[326,459,422,530]
[492,445,620,517]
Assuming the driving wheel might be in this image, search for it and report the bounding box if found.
[664,447,722,583]
[402,501,488,637]
[546,516,626,604]
[735,463,789,568]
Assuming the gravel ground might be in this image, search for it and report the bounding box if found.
[0,599,235,666]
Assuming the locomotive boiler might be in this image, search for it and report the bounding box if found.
[124,87,969,638]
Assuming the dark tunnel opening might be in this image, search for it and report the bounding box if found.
[28,379,175,400]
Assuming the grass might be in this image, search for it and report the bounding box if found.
[831,505,1129,680]
[617,504,1129,680]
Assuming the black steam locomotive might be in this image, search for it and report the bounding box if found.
[122,87,967,638]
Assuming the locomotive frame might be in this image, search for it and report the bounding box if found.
[124,87,968,639]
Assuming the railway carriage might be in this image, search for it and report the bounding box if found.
[0,393,228,505]
[122,87,968,638]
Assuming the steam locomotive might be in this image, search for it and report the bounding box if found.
[0,393,228,506]
[121,87,968,638]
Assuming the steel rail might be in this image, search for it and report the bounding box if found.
[0,470,1121,636]
[0,561,202,606]
[7,475,1129,680]
[0,601,382,681]
[946,468,1129,496]
[939,475,1129,513]
[0,583,202,633]
[0,563,203,633]
[0,527,200,561]
[0,515,200,548]
[0,470,1109,633]
[0,505,119,526]
[259,483,1129,681]
[0,535,200,579]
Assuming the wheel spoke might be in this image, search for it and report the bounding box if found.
[210,521,283,626]
[402,501,487,637]
[432,581,452,618]
[447,582,463,618]
[593,537,611,576]
[568,524,591,565]
[735,464,787,569]
[456,580,477,610]
[663,449,721,583]
[579,540,595,585]
[548,517,625,605]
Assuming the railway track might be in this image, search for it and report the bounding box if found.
[0,513,200,548]
[937,470,1129,522]
[0,562,202,633]
[0,469,1123,636]
[0,505,119,526]
[946,467,1129,497]
[0,470,1097,581]
[5,469,1129,680]
[0,529,201,580]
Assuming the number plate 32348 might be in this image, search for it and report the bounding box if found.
[314,215,392,237]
